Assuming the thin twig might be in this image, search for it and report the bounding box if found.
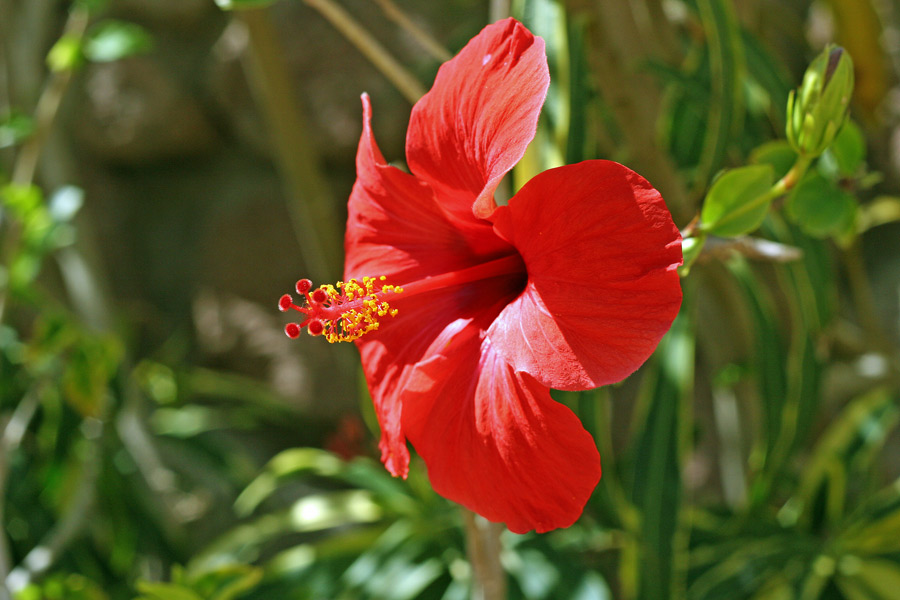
[372,0,451,62]
[0,390,42,585]
[11,7,88,186]
[0,6,89,326]
[303,0,426,104]
[699,236,803,263]
[462,509,506,600]
[237,9,343,282]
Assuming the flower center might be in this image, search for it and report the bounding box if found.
[278,253,525,343]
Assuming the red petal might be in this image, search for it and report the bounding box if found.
[355,314,471,478]
[405,18,549,219]
[401,327,601,534]
[345,94,518,475]
[346,94,513,284]
[488,161,683,390]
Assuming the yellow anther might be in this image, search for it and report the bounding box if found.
[308,275,402,343]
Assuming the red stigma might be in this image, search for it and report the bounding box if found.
[311,288,328,304]
[278,294,294,312]
[307,319,324,336]
[296,279,312,294]
[285,323,301,338]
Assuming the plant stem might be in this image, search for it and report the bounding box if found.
[11,7,88,187]
[303,0,426,104]
[372,0,451,61]
[462,509,506,600]
[238,8,343,282]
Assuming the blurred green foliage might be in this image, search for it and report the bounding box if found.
[1,0,900,599]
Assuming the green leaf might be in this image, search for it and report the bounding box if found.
[694,0,746,191]
[134,582,204,600]
[796,389,898,529]
[62,334,123,417]
[859,195,900,231]
[727,259,788,462]
[47,35,84,72]
[701,164,775,237]
[822,119,865,177]
[234,448,345,516]
[0,112,34,149]
[835,558,900,600]
[1,184,43,216]
[786,173,857,238]
[83,21,153,63]
[213,0,278,10]
[628,310,694,600]
[750,140,797,181]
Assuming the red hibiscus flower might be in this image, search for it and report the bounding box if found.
[279,18,682,533]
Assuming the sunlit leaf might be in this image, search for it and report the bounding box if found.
[701,164,775,237]
[83,21,153,62]
[0,112,34,149]
[47,35,84,72]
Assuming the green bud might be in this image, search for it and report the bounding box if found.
[786,45,854,158]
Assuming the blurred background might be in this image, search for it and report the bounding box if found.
[2,0,900,598]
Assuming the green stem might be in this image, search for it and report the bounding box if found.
[770,153,813,199]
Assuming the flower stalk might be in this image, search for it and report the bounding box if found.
[463,510,506,600]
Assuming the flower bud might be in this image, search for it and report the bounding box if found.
[786,45,854,157]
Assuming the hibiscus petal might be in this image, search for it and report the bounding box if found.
[345,94,519,476]
[488,160,683,390]
[346,94,513,283]
[401,326,602,534]
[355,312,470,478]
[405,18,549,219]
